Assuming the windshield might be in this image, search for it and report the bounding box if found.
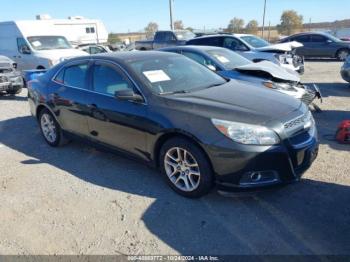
[206,48,251,70]
[174,31,196,41]
[27,36,72,51]
[128,55,226,95]
[322,32,341,42]
[241,35,270,48]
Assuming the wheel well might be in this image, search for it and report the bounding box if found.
[153,132,213,170]
[36,105,46,120]
[336,48,350,55]
[37,66,46,70]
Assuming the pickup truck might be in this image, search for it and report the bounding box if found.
[135,30,195,50]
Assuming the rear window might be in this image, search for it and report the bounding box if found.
[55,63,89,89]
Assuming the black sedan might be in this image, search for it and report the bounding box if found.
[280,32,350,61]
[28,52,319,198]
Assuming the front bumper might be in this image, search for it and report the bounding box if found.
[205,129,319,193]
[0,82,23,92]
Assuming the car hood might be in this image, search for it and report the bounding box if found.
[164,80,302,125]
[235,61,300,82]
[0,55,14,67]
[35,49,88,60]
[256,41,304,52]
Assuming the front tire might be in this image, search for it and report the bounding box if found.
[39,108,67,147]
[159,137,214,198]
[336,49,350,61]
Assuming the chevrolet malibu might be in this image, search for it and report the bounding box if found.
[28,52,319,198]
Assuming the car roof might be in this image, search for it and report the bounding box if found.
[189,34,231,40]
[161,45,225,52]
[288,31,330,38]
[66,51,180,64]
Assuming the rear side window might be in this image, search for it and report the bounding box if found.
[55,63,89,89]
[92,63,134,96]
[189,37,222,47]
[311,35,327,42]
[294,35,311,43]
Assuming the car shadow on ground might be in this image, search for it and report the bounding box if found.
[0,93,28,102]
[0,116,349,255]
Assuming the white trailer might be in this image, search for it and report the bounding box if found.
[34,15,109,45]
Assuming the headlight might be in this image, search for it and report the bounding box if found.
[9,75,23,84]
[263,81,297,91]
[211,119,280,145]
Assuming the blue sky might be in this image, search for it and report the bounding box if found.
[1,0,350,33]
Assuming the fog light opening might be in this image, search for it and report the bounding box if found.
[250,172,262,182]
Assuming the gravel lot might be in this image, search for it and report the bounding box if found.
[0,61,349,255]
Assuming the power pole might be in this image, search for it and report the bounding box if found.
[309,18,312,31]
[169,0,174,30]
[262,0,267,38]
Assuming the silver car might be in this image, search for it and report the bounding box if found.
[0,55,24,95]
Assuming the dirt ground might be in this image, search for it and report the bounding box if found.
[0,61,349,255]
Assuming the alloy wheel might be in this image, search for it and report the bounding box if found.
[338,50,349,61]
[164,147,201,192]
[40,113,57,143]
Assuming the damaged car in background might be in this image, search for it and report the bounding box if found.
[187,34,305,74]
[161,46,321,106]
[0,55,24,95]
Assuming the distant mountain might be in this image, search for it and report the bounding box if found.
[305,19,350,29]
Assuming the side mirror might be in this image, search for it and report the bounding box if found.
[326,39,333,44]
[20,45,31,54]
[115,89,144,103]
[207,64,217,71]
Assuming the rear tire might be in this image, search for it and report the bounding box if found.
[159,137,214,198]
[39,108,68,147]
[336,49,349,61]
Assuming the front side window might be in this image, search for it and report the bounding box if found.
[128,55,226,95]
[27,36,72,51]
[93,63,134,96]
[62,64,89,89]
[311,35,327,43]
[182,51,214,68]
[241,36,270,48]
[174,31,195,41]
[223,37,248,51]
[206,48,251,70]
[17,38,31,54]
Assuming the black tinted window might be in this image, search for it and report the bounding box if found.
[311,35,327,42]
[63,64,88,89]
[188,37,222,47]
[93,64,134,96]
[223,37,248,51]
[294,35,311,43]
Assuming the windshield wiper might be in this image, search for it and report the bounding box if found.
[159,90,190,95]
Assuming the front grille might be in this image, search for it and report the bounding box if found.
[293,55,303,67]
[301,91,316,105]
[284,111,313,137]
[0,63,12,68]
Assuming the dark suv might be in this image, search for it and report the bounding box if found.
[280,32,350,61]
